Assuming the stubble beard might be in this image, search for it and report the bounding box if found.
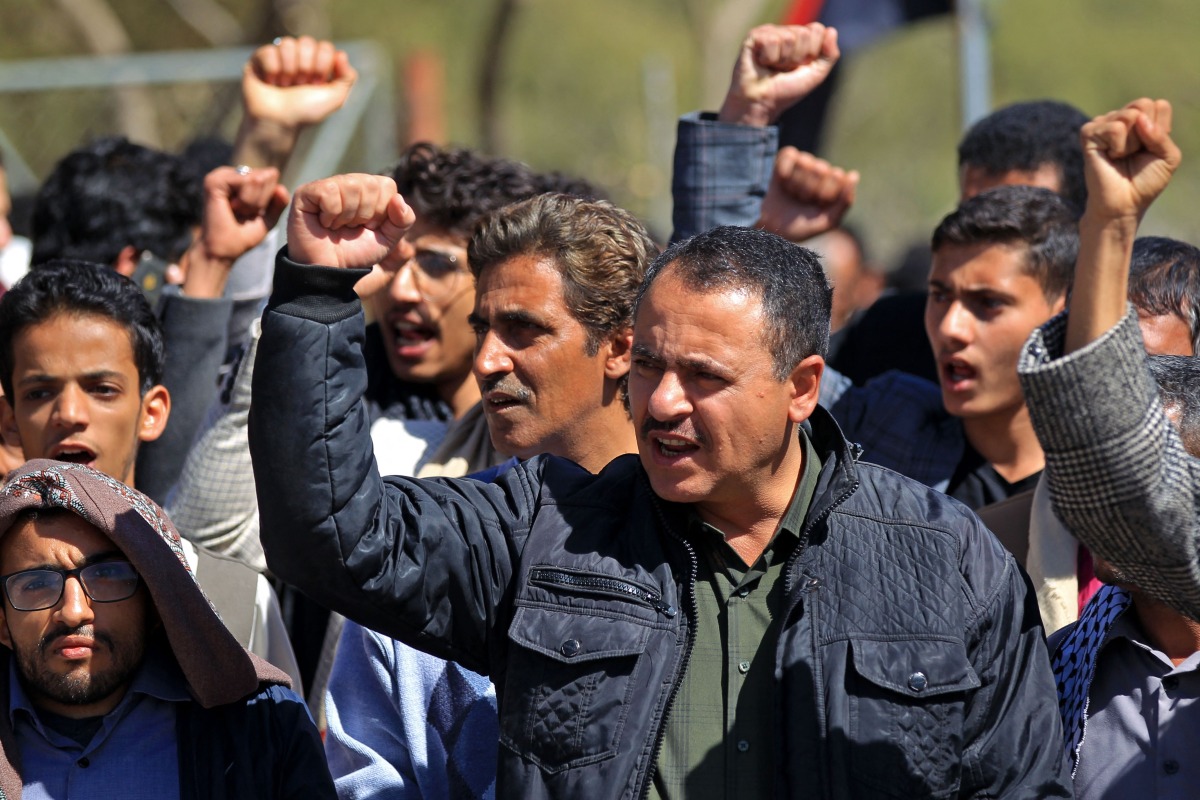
[16,624,144,710]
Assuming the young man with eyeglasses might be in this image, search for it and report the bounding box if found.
[0,459,333,798]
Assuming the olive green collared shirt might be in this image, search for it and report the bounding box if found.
[649,433,822,799]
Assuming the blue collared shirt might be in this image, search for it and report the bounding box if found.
[10,644,189,800]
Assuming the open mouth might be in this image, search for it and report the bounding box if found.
[653,436,699,458]
[941,359,976,389]
[394,321,434,342]
[485,393,524,411]
[50,446,96,465]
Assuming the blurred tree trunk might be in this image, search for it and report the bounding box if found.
[165,0,244,46]
[258,0,331,40]
[478,0,521,154]
[54,0,163,146]
[680,0,771,108]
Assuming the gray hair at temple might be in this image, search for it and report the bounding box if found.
[1148,355,1200,457]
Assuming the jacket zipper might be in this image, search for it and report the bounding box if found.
[637,497,699,800]
[528,568,677,617]
[784,479,859,596]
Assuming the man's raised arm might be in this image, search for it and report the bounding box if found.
[1018,99,1200,617]
[248,174,524,672]
[671,23,842,241]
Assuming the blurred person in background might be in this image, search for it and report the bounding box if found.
[0,151,32,291]
[806,224,883,360]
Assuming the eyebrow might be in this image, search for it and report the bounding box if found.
[16,370,126,386]
[928,279,1015,298]
[497,309,545,327]
[631,344,725,375]
[631,343,661,363]
[12,549,125,574]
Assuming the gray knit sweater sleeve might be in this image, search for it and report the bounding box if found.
[1018,307,1200,618]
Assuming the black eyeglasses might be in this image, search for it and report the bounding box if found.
[0,561,141,612]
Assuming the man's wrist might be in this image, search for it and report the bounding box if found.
[717,97,774,127]
[233,116,301,170]
[181,242,236,299]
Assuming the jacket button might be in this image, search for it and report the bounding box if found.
[908,671,928,692]
[560,638,582,657]
[1164,759,1180,775]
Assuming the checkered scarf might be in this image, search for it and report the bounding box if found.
[1049,583,1132,776]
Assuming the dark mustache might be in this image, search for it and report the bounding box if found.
[640,416,705,446]
[40,625,113,654]
[479,375,532,402]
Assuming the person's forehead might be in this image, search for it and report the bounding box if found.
[959,163,1063,200]
[475,253,569,312]
[12,312,138,374]
[407,218,467,251]
[635,273,764,351]
[929,241,1033,288]
[1138,311,1194,356]
[0,512,114,571]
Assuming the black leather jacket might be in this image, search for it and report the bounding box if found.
[250,255,1071,799]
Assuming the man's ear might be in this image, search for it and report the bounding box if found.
[113,246,139,279]
[603,327,634,380]
[0,396,21,451]
[1050,292,1067,316]
[787,354,825,424]
[136,385,171,443]
[0,602,12,649]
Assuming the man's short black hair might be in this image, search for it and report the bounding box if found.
[931,185,1078,301]
[31,137,203,267]
[1129,237,1200,353]
[1148,355,1200,456]
[636,226,831,380]
[957,100,1089,215]
[0,260,165,400]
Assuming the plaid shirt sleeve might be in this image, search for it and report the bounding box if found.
[1019,308,1200,618]
[165,322,266,573]
[670,112,777,243]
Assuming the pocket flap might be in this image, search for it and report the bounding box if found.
[850,638,980,698]
[509,606,651,664]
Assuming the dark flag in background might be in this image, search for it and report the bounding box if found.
[777,0,953,154]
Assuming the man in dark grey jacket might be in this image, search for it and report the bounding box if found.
[250,173,1070,798]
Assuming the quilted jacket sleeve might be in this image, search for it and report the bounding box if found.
[1019,309,1200,619]
[248,250,536,675]
[958,530,1072,797]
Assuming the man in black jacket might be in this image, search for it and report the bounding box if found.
[250,173,1071,798]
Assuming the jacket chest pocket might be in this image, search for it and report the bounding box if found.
[846,638,979,799]
[499,604,653,773]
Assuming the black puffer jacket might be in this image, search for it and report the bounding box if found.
[250,255,1071,799]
